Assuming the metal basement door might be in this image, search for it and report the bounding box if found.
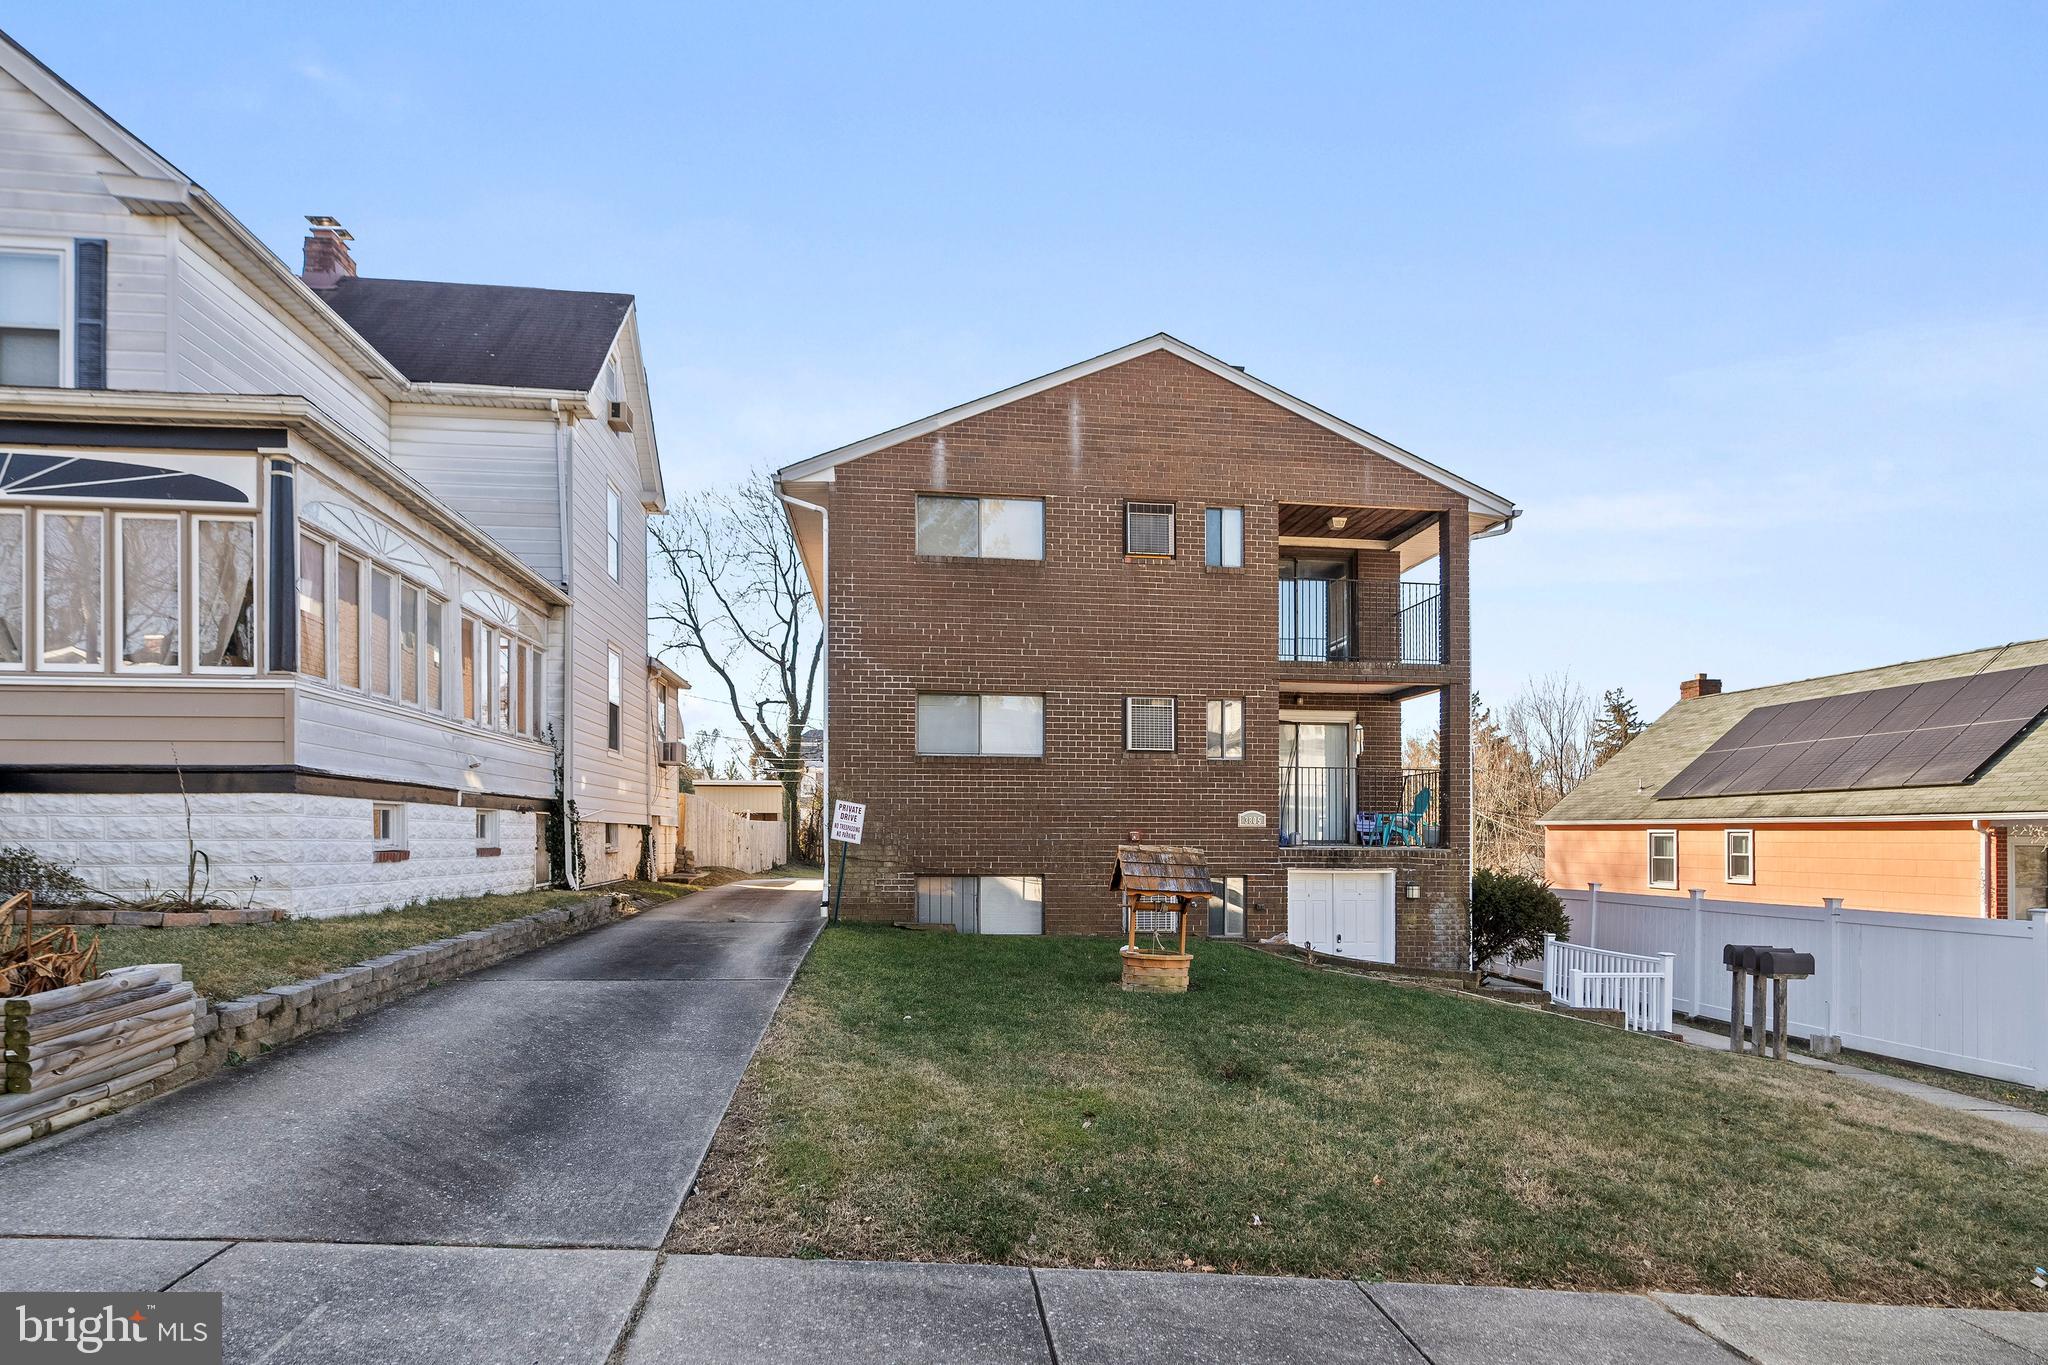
[1286,870,1395,963]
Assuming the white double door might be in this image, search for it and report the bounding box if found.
[1287,870,1395,963]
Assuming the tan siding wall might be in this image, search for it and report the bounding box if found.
[1545,822,1987,916]
[0,683,288,765]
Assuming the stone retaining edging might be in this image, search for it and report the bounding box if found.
[0,892,635,1152]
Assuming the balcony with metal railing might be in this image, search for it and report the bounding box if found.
[1276,579,1442,669]
[1276,765,1443,848]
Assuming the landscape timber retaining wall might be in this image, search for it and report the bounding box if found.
[0,892,632,1153]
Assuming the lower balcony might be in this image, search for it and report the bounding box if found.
[1277,765,1442,849]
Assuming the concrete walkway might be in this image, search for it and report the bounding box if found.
[0,874,823,1362]
[1671,1022,2048,1136]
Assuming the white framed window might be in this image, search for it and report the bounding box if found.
[1125,501,1175,557]
[460,616,477,720]
[606,485,622,581]
[193,517,255,672]
[1648,829,1678,889]
[36,508,102,670]
[1204,506,1243,568]
[398,584,421,704]
[1204,699,1243,760]
[607,649,623,750]
[528,645,544,737]
[915,693,1044,756]
[371,803,403,848]
[475,809,498,845]
[1725,829,1755,885]
[604,358,622,406]
[114,512,180,672]
[368,569,394,697]
[603,822,620,852]
[336,552,363,689]
[0,508,23,670]
[1208,875,1247,938]
[914,494,1045,561]
[423,594,444,711]
[495,632,513,730]
[0,244,69,387]
[1125,696,1176,752]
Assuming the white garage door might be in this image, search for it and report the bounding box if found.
[1286,870,1395,963]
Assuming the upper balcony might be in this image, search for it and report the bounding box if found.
[1273,502,1451,690]
[1277,578,1441,668]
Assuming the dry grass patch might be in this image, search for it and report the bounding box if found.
[670,926,2048,1306]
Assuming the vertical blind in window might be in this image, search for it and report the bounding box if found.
[336,555,362,688]
[1205,506,1243,568]
[1126,696,1176,751]
[369,570,394,696]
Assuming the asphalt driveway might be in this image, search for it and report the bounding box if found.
[0,874,821,1362]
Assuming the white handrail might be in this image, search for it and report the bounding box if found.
[1546,935,1675,1033]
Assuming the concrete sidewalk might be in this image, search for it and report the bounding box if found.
[612,1255,2048,1365]
[6,1243,2042,1363]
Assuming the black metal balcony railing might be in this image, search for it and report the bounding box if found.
[1276,579,1442,666]
[1276,765,1443,848]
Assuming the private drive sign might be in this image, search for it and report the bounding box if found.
[831,800,866,845]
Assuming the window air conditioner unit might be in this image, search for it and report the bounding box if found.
[658,740,687,766]
[607,400,634,432]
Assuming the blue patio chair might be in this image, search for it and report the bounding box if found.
[1383,786,1433,846]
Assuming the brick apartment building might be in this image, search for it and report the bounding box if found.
[777,336,1518,970]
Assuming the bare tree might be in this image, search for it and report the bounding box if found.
[686,725,747,781]
[1470,693,1546,879]
[651,473,822,827]
[1504,671,1596,811]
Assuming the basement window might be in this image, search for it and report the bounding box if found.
[371,803,404,848]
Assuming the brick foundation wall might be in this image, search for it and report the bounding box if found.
[821,349,1476,969]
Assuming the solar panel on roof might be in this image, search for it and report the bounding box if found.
[1656,662,2048,799]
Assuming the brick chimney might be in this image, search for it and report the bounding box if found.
[301,216,356,290]
[1680,672,1722,701]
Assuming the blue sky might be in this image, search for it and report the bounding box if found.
[16,3,2046,731]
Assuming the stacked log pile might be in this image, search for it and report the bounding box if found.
[1,964,198,1143]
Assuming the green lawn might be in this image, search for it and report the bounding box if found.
[90,881,685,1001]
[671,926,2048,1307]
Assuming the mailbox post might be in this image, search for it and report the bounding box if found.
[1723,943,1816,1061]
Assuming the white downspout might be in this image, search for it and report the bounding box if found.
[780,487,829,913]
[553,400,580,889]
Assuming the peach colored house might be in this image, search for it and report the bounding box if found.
[1543,642,2048,919]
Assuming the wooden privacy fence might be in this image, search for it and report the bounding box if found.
[1559,884,2047,1087]
[683,799,787,874]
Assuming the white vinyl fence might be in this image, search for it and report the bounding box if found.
[1542,936,1675,1034]
[683,800,787,874]
[1559,884,2047,1087]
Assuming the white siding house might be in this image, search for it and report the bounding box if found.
[0,33,676,914]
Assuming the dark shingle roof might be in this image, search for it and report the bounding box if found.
[320,276,631,391]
